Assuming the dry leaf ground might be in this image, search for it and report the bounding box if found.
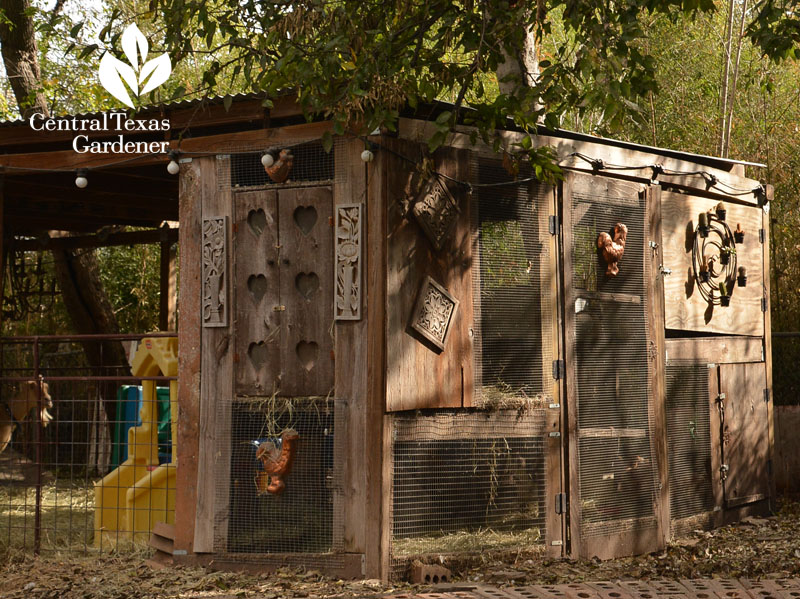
[1,499,798,599]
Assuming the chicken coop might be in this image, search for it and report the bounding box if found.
[0,94,773,579]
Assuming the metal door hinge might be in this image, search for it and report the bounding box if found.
[649,240,659,250]
[759,228,765,243]
[550,540,563,546]
[555,492,566,514]
[273,305,286,312]
[549,215,559,235]
[659,265,672,276]
[764,388,771,403]
[548,403,561,409]
[762,297,768,312]
[549,431,561,438]
[720,463,729,481]
[552,359,565,380]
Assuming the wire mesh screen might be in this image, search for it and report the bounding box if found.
[471,158,555,407]
[0,334,177,556]
[217,397,343,556]
[569,178,660,538]
[217,139,341,191]
[390,410,547,575]
[773,333,800,405]
[665,362,714,534]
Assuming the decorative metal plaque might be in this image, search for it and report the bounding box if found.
[335,203,363,321]
[410,276,459,351]
[412,175,459,251]
[202,216,228,327]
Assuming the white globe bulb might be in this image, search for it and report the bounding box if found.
[167,160,180,175]
[361,149,374,163]
[75,175,88,189]
[261,153,275,167]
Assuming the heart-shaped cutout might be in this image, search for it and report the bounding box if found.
[296,340,318,372]
[247,209,267,236]
[295,272,319,300]
[247,274,268,303]
[293,205,318,235]
[248,341,268,370]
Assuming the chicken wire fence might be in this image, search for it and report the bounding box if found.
[471,157,556,408]
[665,362,715,538]
[389,410,548,578]
[0,334,177,556]
[216,138,343,192]
[213,396,347,569]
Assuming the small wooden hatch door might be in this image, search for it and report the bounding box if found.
[718,362,769,508]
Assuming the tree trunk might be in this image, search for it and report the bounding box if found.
[0,1,132,435]
[0,0,48,118]
[496,22,540,97]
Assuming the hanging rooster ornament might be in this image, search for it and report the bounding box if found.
[597,222,628,277]
[264,149,294,183]
[255,429,299,495]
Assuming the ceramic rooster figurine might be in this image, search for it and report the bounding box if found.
[597,222,628,277]
[264,149,294,183]
[255,428,299,495]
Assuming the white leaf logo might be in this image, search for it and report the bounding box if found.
[98,23,172,108]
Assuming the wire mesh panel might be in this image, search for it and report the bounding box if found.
[0,334,177,556]
[566,174,661,546]
[217,139,343,191]
[471,158,555,407]
[665,362,714,537]
[216,397,343,557]
[390,410,548,576]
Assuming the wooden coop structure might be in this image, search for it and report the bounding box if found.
[0,94,774,578]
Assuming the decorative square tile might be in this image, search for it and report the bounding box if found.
[412,175,460,251]
[410,276,459,351]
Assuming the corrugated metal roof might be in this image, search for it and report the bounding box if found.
[0,93,765,169]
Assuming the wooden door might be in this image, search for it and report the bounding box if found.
[561,172,667,559]
[234,186,334,397]
[719,362,769,507]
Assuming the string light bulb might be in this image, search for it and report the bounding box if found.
[261,150,275,167]
[360,149,374,163]
[75,169,88,189]
[167,150,180,175]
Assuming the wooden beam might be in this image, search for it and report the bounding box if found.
[0,95,303,150]
[0,121,332,172]
[11,227,178,251]
[664,336,763,364]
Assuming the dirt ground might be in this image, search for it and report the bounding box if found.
[1,499,799,599]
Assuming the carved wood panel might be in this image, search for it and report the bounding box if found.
[233,187,334,397]
[278,187,335,396]
[202,216,228,327]
[335,203,363,321]
[234,190,281,395]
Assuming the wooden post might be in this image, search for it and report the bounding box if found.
[762,185,776,506]
[159,225,177,331]
[174,160,202,556]
[646,183,670,545]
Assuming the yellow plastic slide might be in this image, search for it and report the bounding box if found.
[94,337,178,547]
